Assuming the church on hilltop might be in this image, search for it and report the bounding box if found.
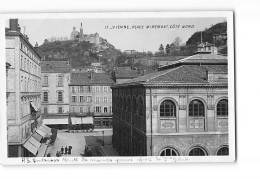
[70,23,100,45]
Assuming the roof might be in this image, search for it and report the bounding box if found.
[115,68,141,79]
[70,72,115,85]
[159,53,227,70]
[41,61,71,73]
[5,29,42,59]
[116,65,228,86]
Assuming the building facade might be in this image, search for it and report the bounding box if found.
[69,72,114,129]
[41,60,71,129]
[112,55,229,156]
[6,19,42,157]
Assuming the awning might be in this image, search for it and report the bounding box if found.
[43,118,68,125]
[82,117,93,124]
[23,140,39,155]
[39,124,52,135]
[30,102,38,112]
[36,128,47,138]
[32,132,42,142]
[71,117,82,125]
[28,136,41,148]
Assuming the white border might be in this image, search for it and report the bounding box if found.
[0,11,235,165]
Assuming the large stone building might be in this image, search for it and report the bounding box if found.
[70,23,100,45]
[41,60,71,129]
[6,19,44,157]
[69,72,114,129]
[112,53,229,156]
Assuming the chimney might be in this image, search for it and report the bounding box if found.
[9,19,19,32]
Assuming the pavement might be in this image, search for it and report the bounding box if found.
[45,129,117,157]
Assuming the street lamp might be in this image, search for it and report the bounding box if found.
[102,131,105,146]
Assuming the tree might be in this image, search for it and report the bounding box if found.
[44,39,49,44]
[159,44,164,51]
[165,44,170,54]
[173,37,182,46]
[147,51,153,57]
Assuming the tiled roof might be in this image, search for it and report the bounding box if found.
[116,69,141,79]
[117,65,227,86]
[159,54,227,69]
[41,61,71,73]
[70,72,115,85]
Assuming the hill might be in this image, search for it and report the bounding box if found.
[186,21,227,47]
[38,39,120,68]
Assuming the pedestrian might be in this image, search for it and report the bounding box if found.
[65,146,68,155]
[56,151,59,157]
[61,146,64,155]
[68,146,72,155]
[47,153,51,157]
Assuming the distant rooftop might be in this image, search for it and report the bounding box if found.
[41,60,71,73]
[115,65,227,86]
[70,72,115,86]
[158,53,227,71]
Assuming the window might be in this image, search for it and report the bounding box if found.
[79,86,83,93]
[43,92,48,102]
[160,100,176,117]
[96,86,100,92]
[86,96,92,103]
[72,96,77,103]
[217,99,228,116]
[43,107,48,113]
[95,96,100,103]
[217,146,229,156]
[104,86,108,92]
[72,86,75,93]
[160,148,178,156]
[104,96,108,103]
[79,106,84,113]
[86,106,91,113]
[71,106,76,113]
[80,96,84,103]
[43,76,48,86]
[189,147,207,156]
[104,107,108,113]
[57,75,63,86]
[189,100,204,116]
[95,106,101,113]
[58,91,63,102]
[58,107,63,113]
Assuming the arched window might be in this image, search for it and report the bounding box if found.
[189,147,207,156]
[58,91,63,102]
[160,100,176,117]
[217,99,228,116]
[160,148,179,156]
[217,146,229,156]
[189,100,204,116]
[138,98,144,116]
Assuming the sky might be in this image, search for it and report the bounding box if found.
[6,17,226,53]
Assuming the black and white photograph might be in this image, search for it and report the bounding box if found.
[1,11,235,164]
